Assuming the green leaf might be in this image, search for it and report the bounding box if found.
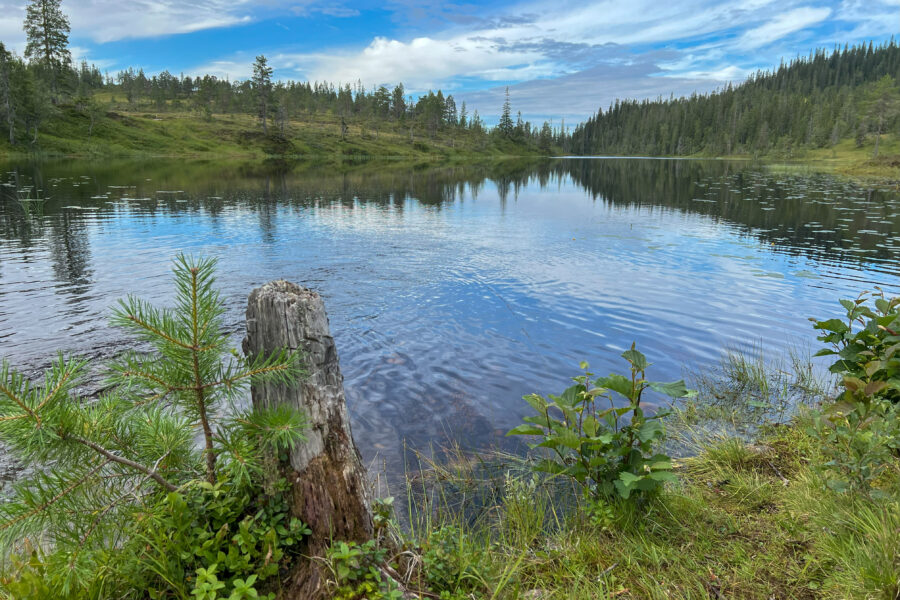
[597,374,633,400]
[839,299,858,314]
[507,424,544,436]
[621,347,648,372]
[618,471,641,486]
[636,420,664,443]
[647,470,678,482]
[523,393,548,413]
[648,379,696,398]
[555,428,583,450]
[815,318,849,334]
[558,384,582,407]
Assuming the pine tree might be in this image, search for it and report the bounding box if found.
[0,255,306,594]
[251,55,273,134]
[23,0,71,102]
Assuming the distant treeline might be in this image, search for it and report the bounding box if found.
[570,41,900,157]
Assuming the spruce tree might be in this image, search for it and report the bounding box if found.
[23,0,71,102]
[251,55,273,134]
[498,86,514,137]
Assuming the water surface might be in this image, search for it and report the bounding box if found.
[1,158,899,472]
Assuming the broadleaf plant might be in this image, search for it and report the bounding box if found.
[508,344,695,501]
[810,289,900,497]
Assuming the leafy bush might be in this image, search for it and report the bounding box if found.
[813,289,900,403]
[323,540,403,600]
[508,345,694,500]
[811,290,900,496]
[136,479,310,599]
[0,255,308,599]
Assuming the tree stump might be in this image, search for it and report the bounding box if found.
[243,280,373,598]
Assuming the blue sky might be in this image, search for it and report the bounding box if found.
[0,0,897,123]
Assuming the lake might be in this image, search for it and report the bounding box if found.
[1,157,899,473]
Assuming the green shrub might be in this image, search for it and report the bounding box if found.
[323,540,403,600]
[508,345,694,500]
[813,289,900,403]
[136,479,310,600]
[811,290,900,497]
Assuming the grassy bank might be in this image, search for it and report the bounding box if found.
[383,414,897,600]
[719,134,900,180]
[0,102,543,160]
[357,342,897,600]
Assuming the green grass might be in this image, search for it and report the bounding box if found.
[756,134,900,180]
[356,348,896,600]
[386,417,899,600]
[0,103,545,160]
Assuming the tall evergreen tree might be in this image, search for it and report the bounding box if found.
[498,87,514,136]
[251,55,273,134]
[391,83,406,119]
[23,0,71,102]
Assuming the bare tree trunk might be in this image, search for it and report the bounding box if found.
[243,281,373,599]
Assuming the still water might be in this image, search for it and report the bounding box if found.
[1,158,899,471]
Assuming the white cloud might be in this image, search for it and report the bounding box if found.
[189,60,243,80]
[269,0,830,94]
[0,0,265,45]
[457,60,727,125]
[737,6,832,49]
[284,35,549,90]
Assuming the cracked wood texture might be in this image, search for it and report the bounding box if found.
[243,280,373,598]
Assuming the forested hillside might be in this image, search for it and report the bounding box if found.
[0,2,563,158]
[570,41,900,159]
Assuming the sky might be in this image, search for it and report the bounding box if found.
[0,0,898,124]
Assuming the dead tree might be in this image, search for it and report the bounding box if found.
[243,281,373,598]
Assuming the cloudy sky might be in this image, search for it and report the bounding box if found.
[0,0,897,123]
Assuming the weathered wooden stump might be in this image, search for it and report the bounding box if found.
[243,281,373,598]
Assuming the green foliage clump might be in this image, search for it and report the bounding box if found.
[0,255,307,599]
[811,289,900,496]
[136,479,310,600]
[509,345,694,500]
[322,540,403,600]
